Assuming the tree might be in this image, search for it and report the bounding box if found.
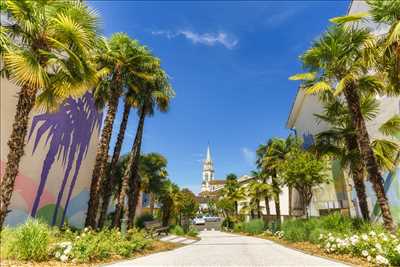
[221,174,245,216]
[314,95,399,221]
[0,0,100,228]
[246,179,272,219]
[290,25,397,232]
[251,171,271,216]
[177,189,199,232]
[280,151,330,217]
[158,180,181,227]
[97,94,133,229]
[256,137,300,223]
[138,153,168,215]
[114,69,174,229]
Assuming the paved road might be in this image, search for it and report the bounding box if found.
[192,221,221,231]
[107,231,349,266]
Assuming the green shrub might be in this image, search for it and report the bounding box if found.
[186,226,199,237]
[242,219,265,235]
[318,213,353,235]
[6,219,50,261]
[233,222,244,232]
[169,225,184,236]
[221,217,235,229]
[135,213,154,229]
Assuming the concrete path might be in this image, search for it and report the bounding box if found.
[159,234,197,245]
[106,230,349,266]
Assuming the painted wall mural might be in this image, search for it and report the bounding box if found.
[1,78,101,228]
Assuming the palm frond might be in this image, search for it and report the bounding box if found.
[379,115,400,137]
[289,72,316,81]
[304,81,332,95]
[330,12,369,24]
[371,139,399,171]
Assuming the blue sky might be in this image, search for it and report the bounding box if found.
[89,1,349,193]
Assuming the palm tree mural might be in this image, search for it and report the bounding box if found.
[28,92,102,226]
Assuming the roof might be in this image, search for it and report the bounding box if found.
[209,179,226,185]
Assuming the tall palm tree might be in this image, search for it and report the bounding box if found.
[97,91,135,229]
[0,0,100,228]
[290,25,397,231]
[114,69,174,229]
[85,34,155,228]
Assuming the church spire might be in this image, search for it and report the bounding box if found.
[206,144,212,162]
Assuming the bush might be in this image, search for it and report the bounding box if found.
[221,217,235,229]
[233,222,244,233]
[169,225,184,236]
[5,219,50,261]
[186,226,199,237]
[135,213,154,229]
[243,219,265,235]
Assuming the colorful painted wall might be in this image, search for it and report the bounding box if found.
[1,78,102,228]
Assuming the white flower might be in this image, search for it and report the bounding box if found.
[367,255,372,262]
[64,246,72,254]
[382,236,388,242]
[60,254,68,262]
[325,243,331,249]
[319,234,324,240]
[369,231,376,237]
[84,227,89,232]
[361,250,369,257]
[375,243,382,251]
[375,255,389,265]
[361,234,368,241]
[328,236,335,242]
[81,233,86,237]
[395,244,400,254]
[55,252,61,258]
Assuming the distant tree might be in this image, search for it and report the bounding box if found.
[178,189,199,232]
[221,173,245,215]
[280,151,329,217]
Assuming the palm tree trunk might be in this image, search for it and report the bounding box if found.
[0,85,37,229]
[272,175,281,224]
[114,108,146,229]
[149,192,155,215]
[345,136,370,221]
[86,70,122,228]
[343,85,395,232]
[256,199,261,219]
[97,99,130,229]
[234,201,238,216]
[288,186,292,217]
[264,196,270,216]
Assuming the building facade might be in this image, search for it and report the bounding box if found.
[1,78,102,228]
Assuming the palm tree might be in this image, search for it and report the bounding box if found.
[251,170,271,216]
[0,0,100,228]
[85,33,156,228]
[247,179,272,219]
[114,69,174,229]
[158,180,181,226]
[221,174,245,216]
[314,95,382,220]
[97,91,136,229]
[290,25,397,231]
[138,153,168,215]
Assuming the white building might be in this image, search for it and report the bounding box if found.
[286,0,400,222]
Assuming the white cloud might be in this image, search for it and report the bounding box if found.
[241,147,256,166]
[264,8,298,27]
[152,30,238,49]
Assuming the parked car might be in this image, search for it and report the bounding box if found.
[204,215,220,222]
[193,216,206,225]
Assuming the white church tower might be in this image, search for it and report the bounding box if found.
[201,145,214,192]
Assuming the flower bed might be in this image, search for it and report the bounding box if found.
[1,219,177,265]
[319,231,400,266]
